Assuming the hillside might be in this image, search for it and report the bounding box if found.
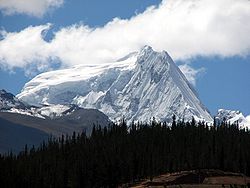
[1,120,250,187]
[130,170,250,187]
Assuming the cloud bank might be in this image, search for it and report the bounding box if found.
[0,0,63,17]
[1,0,250,81]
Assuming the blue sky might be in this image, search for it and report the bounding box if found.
[0,0,250,116]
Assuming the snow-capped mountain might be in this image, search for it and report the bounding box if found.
[1,89,109,126]
[0,89,76,119]
[216,109,250,129]
[0,89,26,110]
[17,46,212,123]
[0,89,110,153]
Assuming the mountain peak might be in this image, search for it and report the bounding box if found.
[17,47,212,123]
[140,45,153,52]
[216,109,250,129]
[0,89,16,102]
[137,46,173,67]
[0,89,26,110]
[138,45,154,58]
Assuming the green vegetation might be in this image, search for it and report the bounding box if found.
[0,117,250,187]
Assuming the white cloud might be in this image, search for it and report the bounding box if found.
[0,0,63,17]
[178,64,205,86]
[0,24,54,74]
[1,0,250,79]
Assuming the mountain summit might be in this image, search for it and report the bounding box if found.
[17,46,212,123]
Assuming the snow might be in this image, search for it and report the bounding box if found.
[246,115,250,123]
[17,52,138,106]
[73,91,105,108]
[38,104,71,118]
[0,89,24,110]
[1,104,78,120]
[7,108,45,119]
[216,109,250,129]
[0,89,76,119]
[17,46,212,123]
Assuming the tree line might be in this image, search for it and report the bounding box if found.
[0,116,250,187]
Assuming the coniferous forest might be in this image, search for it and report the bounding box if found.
[1,117,250,187]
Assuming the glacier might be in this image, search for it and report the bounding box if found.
[17,46,213,123]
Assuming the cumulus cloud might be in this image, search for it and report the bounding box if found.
[0,24,55,74]
[0,0,63,17]
[1,0,250,80]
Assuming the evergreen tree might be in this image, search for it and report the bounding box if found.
[0,117,250,187]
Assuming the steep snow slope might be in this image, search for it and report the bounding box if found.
[216,109,250,129]
[18,46,212,123]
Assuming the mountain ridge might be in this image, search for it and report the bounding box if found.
[0,89,110,153]
[216,109,250,129]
